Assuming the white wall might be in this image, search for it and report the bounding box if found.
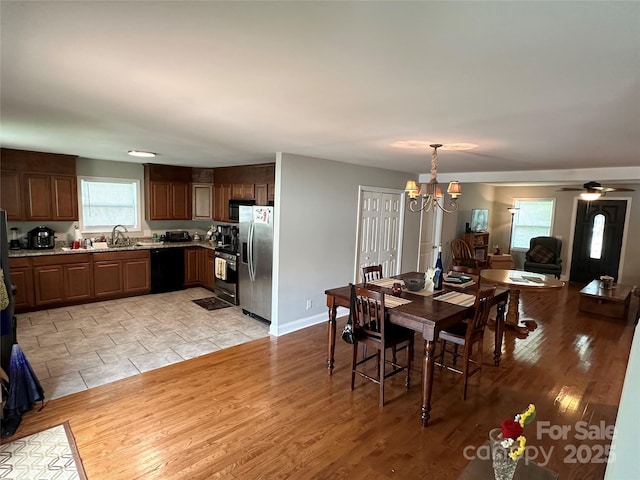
[604,324,640,480]
[271,153,420,336]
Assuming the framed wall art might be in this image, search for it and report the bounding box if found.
[471,208,489,232]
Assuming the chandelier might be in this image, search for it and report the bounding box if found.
[404,143,462,213]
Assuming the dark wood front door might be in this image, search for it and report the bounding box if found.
[570,200,627,283]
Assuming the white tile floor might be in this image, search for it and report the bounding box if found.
[15,287,270,400]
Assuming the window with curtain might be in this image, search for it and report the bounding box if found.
[78,177,141,232]
[510,198,555,250]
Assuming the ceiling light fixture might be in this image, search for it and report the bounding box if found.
[404,143,461,213]
[580,190,602,201]
[128,150,156,158]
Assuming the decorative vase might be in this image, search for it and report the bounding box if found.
[488,428,519,480]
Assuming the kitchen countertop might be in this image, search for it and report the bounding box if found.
[8,241,218,258]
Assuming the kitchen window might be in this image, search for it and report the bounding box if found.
[510,198,555,251]
[78,177,141,233]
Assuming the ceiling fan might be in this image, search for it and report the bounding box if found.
[557,181,635,200]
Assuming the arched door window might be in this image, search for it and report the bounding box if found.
[589,214,605,259]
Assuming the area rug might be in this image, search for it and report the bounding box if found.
[192,296,234,311]
[0,421,87,479]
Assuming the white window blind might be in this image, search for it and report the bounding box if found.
[79,177,140,232]
[511,198,555,250]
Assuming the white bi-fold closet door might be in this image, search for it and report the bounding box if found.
[356,187,405,282]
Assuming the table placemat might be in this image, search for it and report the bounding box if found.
[434,291,476,307]
[384,295,413,308]
[369,277,402,288]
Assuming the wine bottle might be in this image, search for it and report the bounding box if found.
[433,245,443,290]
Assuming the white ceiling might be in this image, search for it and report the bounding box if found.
[1,1,639,184]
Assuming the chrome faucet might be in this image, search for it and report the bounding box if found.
[111,225,128,246]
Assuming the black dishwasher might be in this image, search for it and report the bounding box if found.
[150,248,185,293]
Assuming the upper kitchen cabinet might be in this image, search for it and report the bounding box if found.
[144,164,192,220]
[232,183,255,200]
[0,148,78,221]
[255,182,275,206]
[0,171,23,220]
[51,174,79,220]
[192,184,213,220]
[213,184,231,222]
[192,168,214,220]
[213,163,275,219]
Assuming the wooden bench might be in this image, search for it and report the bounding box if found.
[579,279,632,320]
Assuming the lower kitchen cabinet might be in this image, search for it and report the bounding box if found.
[9,245,217,313]
[32,254,92,306]
[123,256,150,293]
[184,247,199,286]
[185,247,212,288]
[205,250,215,290]
[8,257,34,311]
[94,260,122,297]
[94,250,150,298]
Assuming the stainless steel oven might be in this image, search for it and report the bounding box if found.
[214,250,239,305]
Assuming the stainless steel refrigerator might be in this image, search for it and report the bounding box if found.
[239,205,273,322]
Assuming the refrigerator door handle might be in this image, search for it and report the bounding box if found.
[248,222,255,282]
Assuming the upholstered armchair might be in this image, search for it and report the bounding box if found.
[524,236,562,278]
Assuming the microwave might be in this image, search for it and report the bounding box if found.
[228,199,255,222]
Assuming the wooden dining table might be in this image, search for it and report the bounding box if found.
[324,272,509,427]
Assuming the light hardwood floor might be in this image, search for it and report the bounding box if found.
[4,283,636,479]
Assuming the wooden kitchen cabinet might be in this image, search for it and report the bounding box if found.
[192,183,213,220]
[213,184,231,222]
[24,173,52,221]
[32,254,92,306]
[214,163,275,211]
[123,256,150,294]
[184,247,200,286]
[93,260,123,298]
[1,149,78,221]
[255,183,275,205]
[1,171,23,221]
[146,181,191,220]
[184,247,210,287]
[51,175,78,220]
[255,183,268,206]
[205,250,215,291]
[8,257,34,311]
[2,172,78,222]
[232,183,255,200]
[171,182,190,219]
[144,164,192,220]
[94,250,150,298]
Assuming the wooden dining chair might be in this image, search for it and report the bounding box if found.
[361,264,383,283]
[435,286,496,400]
[450,239,481,269]
[350,284,415,406]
